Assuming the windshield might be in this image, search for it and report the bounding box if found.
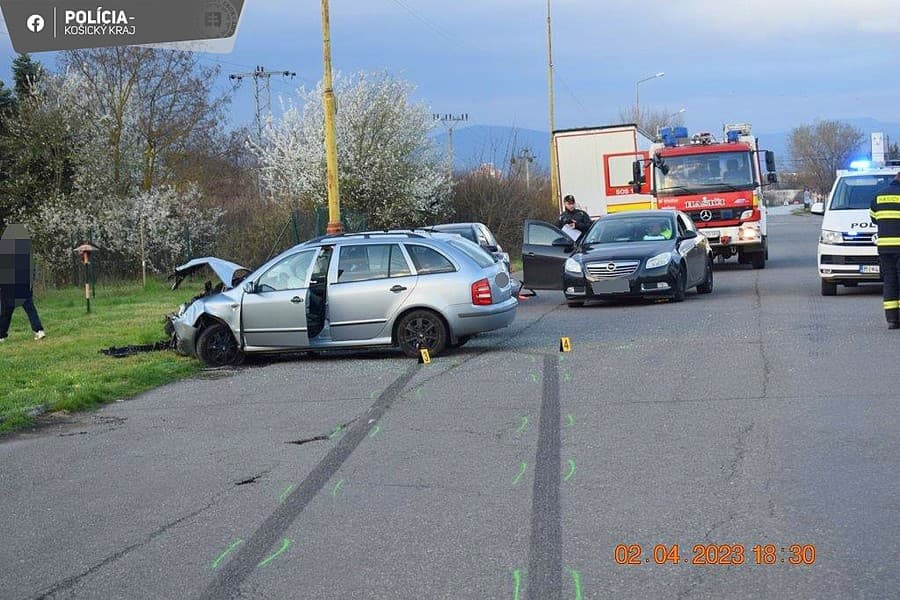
[828,174,897,210]
[656,151,756,194]
[583,216,677,244]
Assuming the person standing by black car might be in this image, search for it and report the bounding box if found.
[557,195,592,239]
[869,171,900,329]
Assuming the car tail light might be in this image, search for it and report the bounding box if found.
[471,278,493,305]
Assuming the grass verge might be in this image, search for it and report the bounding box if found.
[0,280,200,433]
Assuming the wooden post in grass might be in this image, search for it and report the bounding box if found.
[74,243,99,313]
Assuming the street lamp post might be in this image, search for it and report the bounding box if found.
[635,71,664,129]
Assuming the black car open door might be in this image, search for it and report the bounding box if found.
[521,220,574,290]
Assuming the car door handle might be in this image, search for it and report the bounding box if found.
[390,285,407,293]
[291,296,303,303]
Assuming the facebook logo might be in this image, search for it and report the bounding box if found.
[27,14,45,33]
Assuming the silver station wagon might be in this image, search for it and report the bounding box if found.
[169,231,518,366]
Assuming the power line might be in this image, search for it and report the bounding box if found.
[389,0,457,44]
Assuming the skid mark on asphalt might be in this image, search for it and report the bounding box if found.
[198,364,420,600]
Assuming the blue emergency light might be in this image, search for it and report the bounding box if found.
[726,130,741,143]
[672,126,688,139]
[849,160,871,171]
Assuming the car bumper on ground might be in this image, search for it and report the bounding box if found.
[563,265,678,301]
[817,243,882,282]
[453,296,518,335]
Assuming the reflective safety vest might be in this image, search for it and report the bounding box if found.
[869,179,900,253]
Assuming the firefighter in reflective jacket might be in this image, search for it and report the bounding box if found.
[869,171,900,329]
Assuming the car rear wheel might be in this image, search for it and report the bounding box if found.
[697,257,714,294]
[396,310,448,358]
[821,280,837,296]
[566,301,585,308]
[196,323,244,367]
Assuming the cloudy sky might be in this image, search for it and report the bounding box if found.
[1,0,899,135]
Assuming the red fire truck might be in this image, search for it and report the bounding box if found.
[633,123,778,268]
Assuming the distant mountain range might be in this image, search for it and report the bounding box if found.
[436,119,900,174]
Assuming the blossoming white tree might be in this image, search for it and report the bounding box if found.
[253,71,451,230]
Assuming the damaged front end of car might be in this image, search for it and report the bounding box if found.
[165,257,250,357]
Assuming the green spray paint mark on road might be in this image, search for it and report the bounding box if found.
[328,425,343,439]
[516,416,528,433]
[370,391,377,399]
[563,459,576,482]
[512,569,523,600]
[416,388,423,399]
[211,539,243,570]
[369,425,381,437]
[566,568,583,600]
[563,373,572,382]
[278,485,294,504]
[530,372,539,383]
[332,479,345,497]
[257,538,292,568]
[512,462,528,486]
[565,413,575,427]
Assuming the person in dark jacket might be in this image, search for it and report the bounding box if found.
[0,224,45,342]
[869,172,900,329]
[557,195,592,238]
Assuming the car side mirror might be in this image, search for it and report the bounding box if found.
[552,237,574,248]
[765,150,776,173]
[631,160,645,194]
[242,281,256,294]
[679,230,698,241]
[485,244,499,252]
[810,202,825,215]
[766,172,778,184]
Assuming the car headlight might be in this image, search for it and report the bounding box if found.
[820,229,842,244]
[564,257,583,274]
[646,252,672,269]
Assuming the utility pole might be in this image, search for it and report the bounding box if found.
[433,113,468,174]
[547,0,559,210]
[321,0,342,234]
[230,66,296,200]
[511,148,535,191]
[229,66,297,144]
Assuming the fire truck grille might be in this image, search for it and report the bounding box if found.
[685,208,740,223]
[585,261,640,279]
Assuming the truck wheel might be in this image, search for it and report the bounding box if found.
[196,323,244,367]
[821,280,837,296]
[751,252,766,269]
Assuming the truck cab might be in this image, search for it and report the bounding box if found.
[812,161,900,295]
[635,124,777,269]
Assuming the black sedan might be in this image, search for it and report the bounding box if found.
[521,210,713,307]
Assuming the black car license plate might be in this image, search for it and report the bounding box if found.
[592,279,630,294]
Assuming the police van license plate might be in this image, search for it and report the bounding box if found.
[860,265,880,274]
[592,279,630,294]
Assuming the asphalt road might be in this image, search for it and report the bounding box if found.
[2,213,899,600]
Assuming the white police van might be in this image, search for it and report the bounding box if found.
[812,160,900,295]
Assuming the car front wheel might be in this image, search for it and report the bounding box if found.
[697,257,714,294]
[396,310,448,358]
[196,323,244,367]
[671,266,686,302]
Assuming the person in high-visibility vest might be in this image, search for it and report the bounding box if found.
[869,171,900,329]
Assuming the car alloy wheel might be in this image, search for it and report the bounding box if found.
[396,309,448,358]
[697,258,714,294]
[671,266,686,303]
[197,323,243,367]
